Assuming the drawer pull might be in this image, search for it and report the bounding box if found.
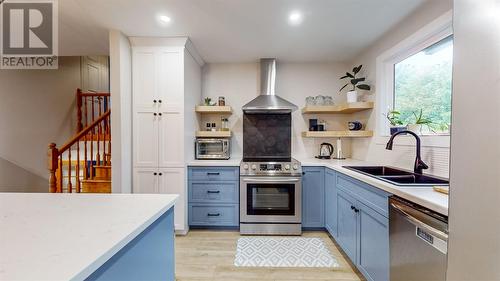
[207,213,220,217]
[207,172,220,176]
[207,190,220,194]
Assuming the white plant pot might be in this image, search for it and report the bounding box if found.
[407,124,422,134]
[346,91,358,103]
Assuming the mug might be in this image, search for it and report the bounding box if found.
[348,121,363,131]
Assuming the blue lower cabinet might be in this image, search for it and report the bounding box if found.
[336,189,358,262]
[188,204,239,227]
[325,168,337,237]
[189,182,239,204]
[302,167,325,228]
[358,202,389,281]
[86,208,175,281]
[188,166,239,228]
[335,173,390,281]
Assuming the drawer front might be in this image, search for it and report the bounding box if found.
[188,167,239,181]
[188,204,239,226]
[189,182,238,204]
[337,174,390,217]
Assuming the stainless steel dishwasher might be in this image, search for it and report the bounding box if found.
[389,196,448,281]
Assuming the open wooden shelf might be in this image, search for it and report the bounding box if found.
[301,130,374,138]
[195,106,233,114]
[196,131,232,138]
[302,102,374,114]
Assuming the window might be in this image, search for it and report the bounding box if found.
[376,10,453,143]
[393,36,453,134]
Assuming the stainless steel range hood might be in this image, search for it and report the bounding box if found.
[242,58,298,113]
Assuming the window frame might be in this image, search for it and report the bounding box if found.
[375,10,453,148]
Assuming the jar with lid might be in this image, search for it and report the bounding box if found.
[221,117,229,131]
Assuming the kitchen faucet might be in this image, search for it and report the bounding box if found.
[386,130,429,174]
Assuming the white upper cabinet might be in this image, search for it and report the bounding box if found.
[158,107,184,168]
[132,49,157,111]
[158,50,184,108]
[133,110,159,167]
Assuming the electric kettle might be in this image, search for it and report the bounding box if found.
[316,143,334,159]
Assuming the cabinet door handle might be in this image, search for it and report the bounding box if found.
[158,113,162,116]
[153,172,157,175]
[153,113,157,116]
[207,172,220,176]
[207,190,220,194]
[207,213,220,217]
[158,100,162,103]
[159,173,163,176]
[153,100,157,103]
[351,205,359,213]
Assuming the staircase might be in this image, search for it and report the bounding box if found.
[48,89,112,193]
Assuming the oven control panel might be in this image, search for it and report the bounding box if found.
[260,164,282,171]
[240,159,302,176]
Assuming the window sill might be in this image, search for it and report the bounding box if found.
[375,134,450,148]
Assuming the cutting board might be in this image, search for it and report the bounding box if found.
[433,186,449,195]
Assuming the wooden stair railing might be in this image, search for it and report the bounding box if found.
[48,110,111,193]
[76,88,111,134]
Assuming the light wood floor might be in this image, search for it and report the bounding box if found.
[175,230,365,281]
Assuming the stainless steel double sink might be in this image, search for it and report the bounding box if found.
[343,166,449,187]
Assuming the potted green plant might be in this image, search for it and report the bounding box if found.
[407,109,433,134]
[204,97,216,106]
[339,65,371,103]
[386,110,407,135]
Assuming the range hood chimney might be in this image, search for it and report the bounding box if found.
[242,58,298,113]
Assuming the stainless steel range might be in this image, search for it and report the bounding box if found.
[240,158,302,235]
[239,58,302,235]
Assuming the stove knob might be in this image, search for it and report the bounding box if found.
[293,164,299,170]
[284,164,291,170]
[243,164,249,170]
[251,164,257,170]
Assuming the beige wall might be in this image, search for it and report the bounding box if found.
[0,57,81,190]
[446,0,500,279]
[201,62,353,159]
[0,157,47,192]
[346,0,453,177]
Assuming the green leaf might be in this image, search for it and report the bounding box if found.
[350,78,366,85]
[353,65,363,74]
[345,72,354,78]
[339,83,349,93]
[356,84,371,91]
[339,75,349,80]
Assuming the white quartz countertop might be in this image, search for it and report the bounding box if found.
[296,157,449,216]
[187,157,242,166]
[0,193,178,281]
[185,156,448,215]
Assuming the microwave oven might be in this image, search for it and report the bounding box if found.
[195,138,230,160]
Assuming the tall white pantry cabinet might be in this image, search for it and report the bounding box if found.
[130,37,203,233]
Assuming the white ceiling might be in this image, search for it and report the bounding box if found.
[59,0,426,62]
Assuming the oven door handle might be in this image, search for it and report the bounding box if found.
[241,178,301,183]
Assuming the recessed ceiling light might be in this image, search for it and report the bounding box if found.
[288,11,303,26]
[158,15,172,26]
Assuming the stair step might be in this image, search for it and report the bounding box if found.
[81,180,111,193]
[94,166,111,180]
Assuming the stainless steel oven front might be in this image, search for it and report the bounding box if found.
[195,138,230,160]
[240,176,302,235]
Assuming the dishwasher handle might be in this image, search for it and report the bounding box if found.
[390,202,448,242]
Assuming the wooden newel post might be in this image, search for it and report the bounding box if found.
[48,143,59,193]
[77,88,83,132]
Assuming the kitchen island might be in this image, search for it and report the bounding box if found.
[0,193,178,281]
